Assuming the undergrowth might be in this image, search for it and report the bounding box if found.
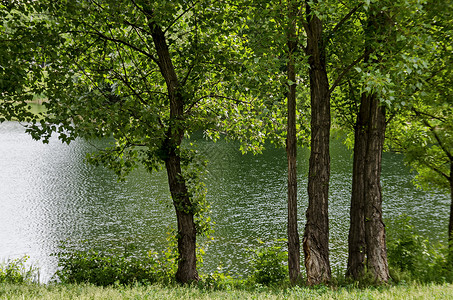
[0,256,38,284]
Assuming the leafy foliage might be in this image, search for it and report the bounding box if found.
[248,239,288,285]
[387,215,453,283]
[386,0,452,193]
[53,242,177,286]
[0,256,38,284]
[0,3,50,122]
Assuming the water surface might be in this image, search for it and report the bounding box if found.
[0,121,449,281]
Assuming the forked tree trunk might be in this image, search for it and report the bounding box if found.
[303,0,331,285]
[150,17,199,283]
[286,1,300,283]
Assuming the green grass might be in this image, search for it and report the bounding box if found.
[1,282,452,299]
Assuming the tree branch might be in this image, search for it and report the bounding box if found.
[184,94,251,115]
[331,3,363,35]
[418,159,450,181]
[329,50,368,95]
[84,28,159,66]
[421,117,453,162]
[163,0,201,34]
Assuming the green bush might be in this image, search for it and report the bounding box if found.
[199,268,239,290]
[386,215,453,283]
[0,256,38,284]
[387,215,427,274]
[248,239,288,285]
[52,242,176,286]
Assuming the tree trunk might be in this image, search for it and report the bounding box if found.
[165,151,199,283]
[347,6,390,284]
[449,162,453,245]
[286,1,300,283]
[363,94,389,283]
[150,18,199,283]
[303,0,331,285]
[346,95,367,279]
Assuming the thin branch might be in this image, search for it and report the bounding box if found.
[163,0,201,34]
[123,19,153,37]
[184,94,251,115]
[421,116,453,161]
[131,24,154,56]
[130,0,149,17]
[419,159,450,181]
[108,26,128,82]
[329,50,368,95]
[110,69,148,107]
[331,3,363,35]
[84,28,159,66]
[204,94,251,104]
[181,63,196,87]
[412,108,447,123]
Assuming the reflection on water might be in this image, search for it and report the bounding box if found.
[0,121,449,281]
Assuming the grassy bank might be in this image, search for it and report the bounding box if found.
[1,282,452,299]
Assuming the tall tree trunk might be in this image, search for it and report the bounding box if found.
[346,95,367,279]
[150,19,199,283]
[449,162,453,245]
[363,94,389,283]
[164,149,199,283]
[303,0,331,285]
[286,0,300,283]
[347,6,390,284]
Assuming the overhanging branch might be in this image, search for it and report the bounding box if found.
[329,50,368,95]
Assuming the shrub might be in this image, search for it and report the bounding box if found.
[386,215,427,274]
[52,242,176,286]
[0,256,38,284]
[386,215,453,283]
[248,239,288,285]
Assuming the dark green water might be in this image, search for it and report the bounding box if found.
[0,122,449,282]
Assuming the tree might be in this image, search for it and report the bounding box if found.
[283,0,302,284]
[400,104,453,242]
[301,0,332,284]
[343,0,431,282]
[231,0,306,283]
[22,0,247,283]
[0,2,48,122]
[348,6,391,283]
[387,0,453,245]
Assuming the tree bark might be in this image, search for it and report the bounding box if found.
[449,162,453,245]
[150,19,199,283]
[347,92,389,283]
[286,1,300,283]
[346,94,367,279]
[363,94,389,283]
[164,151,199,283]
[347,6,390,284]
[303,0,331,285]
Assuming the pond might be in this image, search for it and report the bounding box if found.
[0,121,449,282]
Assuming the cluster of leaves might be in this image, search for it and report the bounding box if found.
[247,239,288,285]
[0,256,38,284]
[0,2,51,122]
[181,146,213,236]
[386,215,453,283]
[385,0,452,193]
[52,241,178,286]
